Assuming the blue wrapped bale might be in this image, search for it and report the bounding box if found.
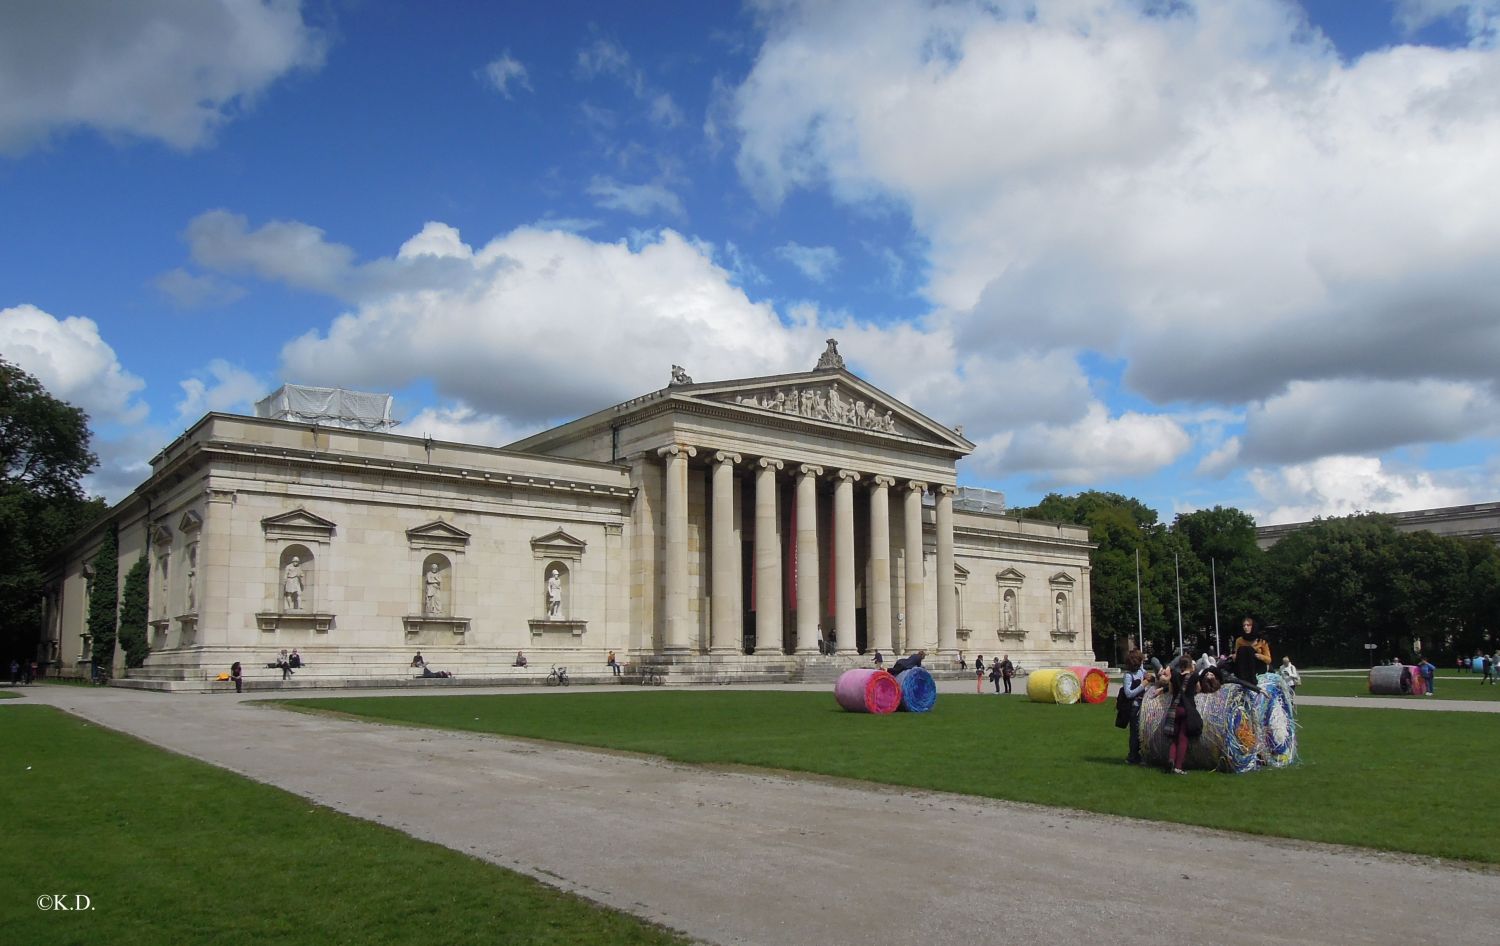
[896,666,937,713]
[1256,672,1299,767]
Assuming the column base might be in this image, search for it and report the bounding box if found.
[662,646,694,656]
[708,645,741,655]
[793,646,821,656]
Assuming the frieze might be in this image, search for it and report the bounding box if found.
[731,382,899,434]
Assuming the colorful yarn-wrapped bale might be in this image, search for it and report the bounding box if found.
[1368,664,1411,695]
[1256,672,1299,767]
[1404,665,1428,696]
[1026,668,1081,704]
[834,668,902,714]
[1068,665,1110,704]
[1139,684,1263,773]
[895,666,937,713]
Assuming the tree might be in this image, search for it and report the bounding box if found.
[118,556,151,669]
[1170,506,1270,652]
[1,357,97,499]
[87,526,119,672]
[0,358,102,664]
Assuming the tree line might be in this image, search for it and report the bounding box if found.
[1015,491,1500,667]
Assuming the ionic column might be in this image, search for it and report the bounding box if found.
[657,444,696,654]
[936,485,957,655]
[868,475,895,654]
[903,481,927,651]
[1080,564,1094,656]
[710,451,742,655]
[794,464,823,655]
[834,469,860,655]
[754,458,784,655]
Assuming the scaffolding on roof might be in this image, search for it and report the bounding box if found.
[254,384,398,431]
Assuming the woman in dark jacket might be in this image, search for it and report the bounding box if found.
[1159,656,1204,775]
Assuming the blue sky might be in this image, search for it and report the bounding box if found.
[3,0,1500,524]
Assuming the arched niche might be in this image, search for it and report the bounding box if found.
[420,552,452,617]
[544,560,571,620]
[279,544,314,613]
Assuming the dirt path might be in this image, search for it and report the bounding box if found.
[14,685,1497,946]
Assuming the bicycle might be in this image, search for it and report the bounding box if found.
[639,665,664,686]
[546,665,571,686]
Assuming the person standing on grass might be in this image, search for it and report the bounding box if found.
[999,654,1015,694]
[1156,656,1205,775]
[1417,656,1436,696]
[1121,649,1148,764]
[1279,656,1300,691]
[1481,654,1494,685]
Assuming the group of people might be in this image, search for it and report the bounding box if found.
[410,651,454,678]
[7,659,38,685]
[1118,617,1288,774]
[267,648,303,680]
[1460,653,1499,684]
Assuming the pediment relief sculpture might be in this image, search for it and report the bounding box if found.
[728,382,900,434]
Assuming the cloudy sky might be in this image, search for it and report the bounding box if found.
[3,0,1499,524]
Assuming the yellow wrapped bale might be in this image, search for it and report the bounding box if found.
[1026,668,1081,704]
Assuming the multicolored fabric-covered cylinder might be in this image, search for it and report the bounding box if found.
[834,668,902,714]
[1369,664,1411,695]
[1404,665,1428,695]
[1139,684,1262,773]
[895,667,937,713]
[1256,672,1299,767]
[1026,668,1081,704]
[1068,665,1109,704]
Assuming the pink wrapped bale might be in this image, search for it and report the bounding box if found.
[1405,666,1428,695]
[1069,665,1110,704]
[835,668,902,714]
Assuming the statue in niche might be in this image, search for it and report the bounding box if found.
[547,569,563,618]
[424,563,443,615]
[1002,595,1012,630]
[283,557,304,611]
[670,365,694,386]
[186,568,196,612]
[1055,604,1062,632]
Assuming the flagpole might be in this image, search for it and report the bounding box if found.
[1174,552,1184,656]
[1211,557,1221,658]
[1135,547,1143,654]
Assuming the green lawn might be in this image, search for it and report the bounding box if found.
[0,689,19,699]
[286,690,1500,864]
[0,705,692,946]
[1296,668,1500,701]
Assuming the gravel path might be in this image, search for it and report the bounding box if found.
[12,684,1497,946]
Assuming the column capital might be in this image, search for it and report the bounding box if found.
[798,463,824,478]
[906,480,929,493]
[937,484,957,496]
[871,474,896,488]
[713,450,742,465]
[657,444,698,459]
[836,469,861,483]
[756,457,784,471]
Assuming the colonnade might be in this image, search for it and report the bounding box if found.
[656,444,957,656]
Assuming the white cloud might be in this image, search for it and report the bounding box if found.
[650,93,685,128]
[1248,455,1487,525]
[586,177,685,218]
[774,242,841,282]
[731,0,1500,423]
[0,0,324,154]
[480,52,531,98]
[278,223,825,424]
[154,267,246,309]
[1395,1,1500,42]
[402,403,533,447]
[175,359,266,425]
[968,403,1192,485]
[1240,379,1498,464]
[0,304,146,424]
[1196,436,1242,477]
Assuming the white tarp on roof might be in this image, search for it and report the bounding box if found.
[254,384,397,431]
[953,486,1005,516]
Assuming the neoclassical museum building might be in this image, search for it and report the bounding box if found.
[40,341,1095,688]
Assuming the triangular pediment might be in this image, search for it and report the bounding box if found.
[532,528,587,550]
[1049,571,1076,586]
[261,508,337,541]
[178,510,203,533]
[996,567,1026,585]
[406,520,471,541]
[407,519,471,550]
[679,368,973,452]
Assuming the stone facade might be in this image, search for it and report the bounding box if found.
[40,348,1094,686]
